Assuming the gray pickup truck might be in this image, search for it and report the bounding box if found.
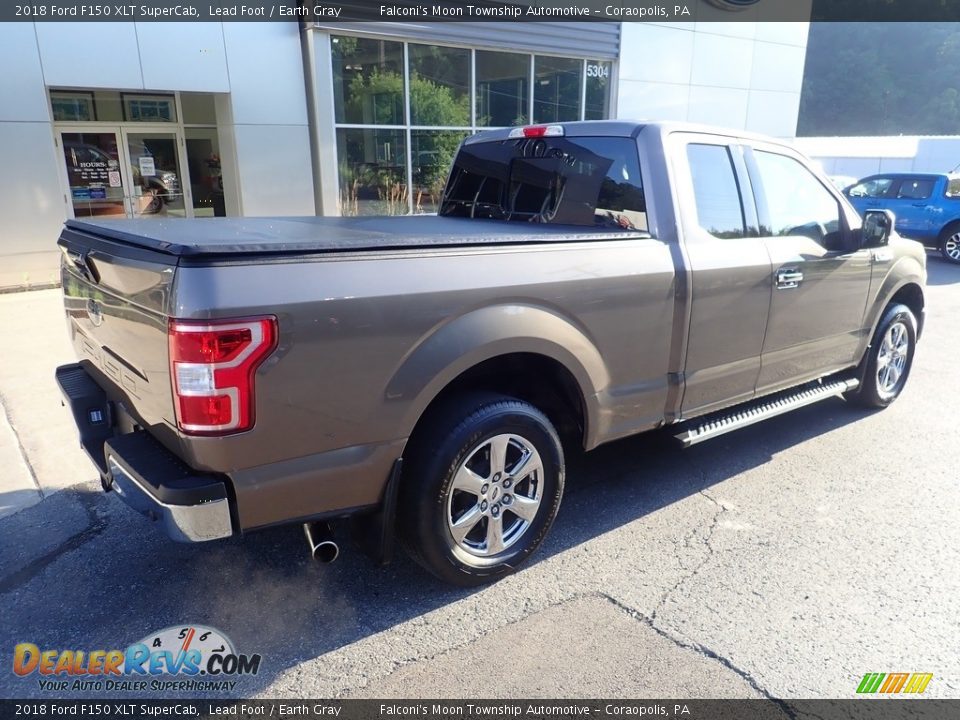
[56,121,926,586]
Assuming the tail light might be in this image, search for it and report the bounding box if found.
[168,316,277,435]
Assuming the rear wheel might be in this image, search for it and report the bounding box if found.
[938,223,960,264]
[400,393,564,586]
[845,303,917,408]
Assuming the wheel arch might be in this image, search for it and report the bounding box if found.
[389,304,609,454]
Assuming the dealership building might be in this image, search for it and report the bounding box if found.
[0,3,812,289]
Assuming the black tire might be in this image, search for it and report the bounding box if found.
[399,393,564,587]
[937,223,960,264]
[845,303,918,409]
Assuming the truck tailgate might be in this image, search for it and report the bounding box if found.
[58,225,178,437]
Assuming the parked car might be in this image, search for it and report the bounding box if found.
[845,172,960,263]
[55,121,926,586]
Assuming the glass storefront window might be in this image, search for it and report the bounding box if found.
[122,93,176,122]
[337,128,408,216]
[411,130,469,213]
[534,56,582,123]
[585,60,612,121]
[476,50,530,127]
[330,37,614,214]
[185,128,226,218]
[332,36,405,125]
[409,44,470,127]
[181,93,217,125]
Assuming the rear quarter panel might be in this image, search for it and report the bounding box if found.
[173,238,677,478]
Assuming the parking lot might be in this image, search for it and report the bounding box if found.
[1,258,958,701]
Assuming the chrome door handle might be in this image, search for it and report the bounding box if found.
[776,269,803,289]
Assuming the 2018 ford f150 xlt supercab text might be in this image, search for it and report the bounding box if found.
[56,121,926,586]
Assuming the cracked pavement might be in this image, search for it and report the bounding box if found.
[1,260,959,700]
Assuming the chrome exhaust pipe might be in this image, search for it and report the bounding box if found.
[303,521,339,563]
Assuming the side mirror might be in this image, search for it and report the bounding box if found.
[862,209,894,248]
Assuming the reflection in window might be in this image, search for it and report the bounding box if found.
[585,61,612,120]
[754,151,842,249]
[332,36,405,125]
[947,178,960,198]
[411,130,469,213]
[441,136,646,230]
[476,50,530,127]
[687,144,746,239]
[337,128,408,216]
[122,94,176,122]
[534,56,582,123]
[409,45,470,127]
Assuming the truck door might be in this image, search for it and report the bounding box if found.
[884,176,939,242]
[671,135,772,417]
[746,145,872,394]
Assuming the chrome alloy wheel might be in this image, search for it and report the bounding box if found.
[445,433,543,557]
[944,232,960,262]
[876,321,910,399]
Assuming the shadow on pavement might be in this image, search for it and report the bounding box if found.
[0,396,871,699]
[925,254,960,285]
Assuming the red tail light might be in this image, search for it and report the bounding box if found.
[168,316,277,435]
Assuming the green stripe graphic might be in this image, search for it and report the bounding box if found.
[856,673,886,693]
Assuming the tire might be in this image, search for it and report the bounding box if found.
[845,303,918,409]
[938,223,960,264]
[399,393,565,587]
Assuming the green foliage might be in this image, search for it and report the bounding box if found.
[799,22,960,136]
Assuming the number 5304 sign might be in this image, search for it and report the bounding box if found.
[587,64,610,79]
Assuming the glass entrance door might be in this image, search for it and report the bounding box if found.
[59,130,128,219]
[122,130,188,218]
[58,127,191,220]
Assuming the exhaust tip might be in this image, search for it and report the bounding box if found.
[303,522,339,563]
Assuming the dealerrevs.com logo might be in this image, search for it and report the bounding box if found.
[13,625,261,693]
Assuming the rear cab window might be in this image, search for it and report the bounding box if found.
[896,178,935,199]
[440,135,647,231]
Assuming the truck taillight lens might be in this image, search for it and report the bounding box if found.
[168,316,277,435]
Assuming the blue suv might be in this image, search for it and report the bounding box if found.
[845,173,960,263]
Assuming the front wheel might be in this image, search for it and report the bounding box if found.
[399,394,565,587]
[845,303,918,409]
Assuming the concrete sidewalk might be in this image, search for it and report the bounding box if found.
[0,289,94,519]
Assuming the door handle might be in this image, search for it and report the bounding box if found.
[912,202,927,207]
[776,268,803,289]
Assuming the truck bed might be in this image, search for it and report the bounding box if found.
[65,216,643,257]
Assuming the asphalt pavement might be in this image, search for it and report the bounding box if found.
[1,259,958,701]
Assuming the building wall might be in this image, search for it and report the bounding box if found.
[795,136,960,179]
[617,3,811,137]
[0,21,313,289]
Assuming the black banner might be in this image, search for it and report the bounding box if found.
[4,0,960,24]
[0,700,957,720]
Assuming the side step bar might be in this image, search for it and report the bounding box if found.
[674,377,859,447]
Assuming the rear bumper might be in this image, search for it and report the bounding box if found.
[55,363,234,543]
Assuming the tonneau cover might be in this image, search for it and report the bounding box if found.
[65,216,642,257]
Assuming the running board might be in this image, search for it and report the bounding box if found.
[674,377,859,447]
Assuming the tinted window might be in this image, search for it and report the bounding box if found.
[848,177,893,198]
[896,179,934,199]
[441,136,646,230]
[754,151,843,250]
[686,144,746,239]
[947,178,960,198]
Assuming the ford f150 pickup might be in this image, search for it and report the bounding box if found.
[56,121,926,586]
